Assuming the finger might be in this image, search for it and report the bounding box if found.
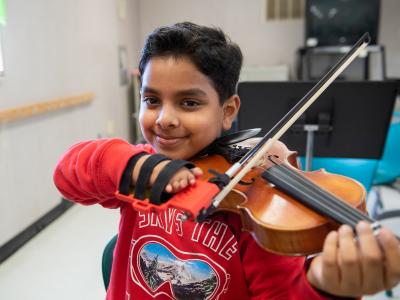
[338,224,362,293]
[191,167,203,177]
[321,231,340,289]
[377,227,400,289]
[187,173,196,185]
[356,221,384,294]
[172,181,181,193]
[179,179,188,190]
[165,184,172,193]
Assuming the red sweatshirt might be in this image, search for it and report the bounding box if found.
[53,138,336,300]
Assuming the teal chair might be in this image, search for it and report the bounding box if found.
[369,111,400,221]
[298,157,378,192]
[297,111,400,193]
[373,111,400,186]
[102,234,118,290]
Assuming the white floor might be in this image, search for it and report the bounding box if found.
[0,186,399,300]
[0,204,120,300]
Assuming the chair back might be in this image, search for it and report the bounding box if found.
[299,157,378,192]
[102,235,118,290]
[373,111,400,185]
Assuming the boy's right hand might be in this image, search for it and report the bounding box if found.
[132,155,203,194]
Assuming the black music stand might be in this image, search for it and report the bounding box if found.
[237,81,398,171]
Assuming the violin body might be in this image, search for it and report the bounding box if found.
[193,141,366,256]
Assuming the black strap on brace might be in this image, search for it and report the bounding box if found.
[118,152,147,195]
[208,169,230,189]
[149,159,195,205]
[134,154,169,200]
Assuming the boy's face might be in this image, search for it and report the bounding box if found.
[139,56,239,160]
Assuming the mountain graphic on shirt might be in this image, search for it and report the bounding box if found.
[139,242,217,299]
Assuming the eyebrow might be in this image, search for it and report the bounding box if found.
[175,88,208,98]
[141,86,208,98]
[140,86,158,95]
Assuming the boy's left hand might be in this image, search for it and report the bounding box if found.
[307,221,400,297]
[163,166,203,194]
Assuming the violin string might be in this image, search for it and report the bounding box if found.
[235,148,372,227]
[273,163,370,225]
[263,164,362,228]
[276,163,374,224]
[280,164,373,226]
[237,151,359,225]
[264,165,359,228]
[258,152,374,225]
[233,146,361,223]
[278,166,359,226]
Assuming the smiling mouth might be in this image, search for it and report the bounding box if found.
[156,135,186,146]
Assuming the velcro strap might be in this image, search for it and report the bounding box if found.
[208,169,231,189]
[118,152,147,195]
[149,159,195,205]
[134,154,169,200]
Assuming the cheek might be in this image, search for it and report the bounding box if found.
[139,109,155,136]
[188,113,222,141]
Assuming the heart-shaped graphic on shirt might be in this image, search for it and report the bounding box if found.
[139,243,218,300]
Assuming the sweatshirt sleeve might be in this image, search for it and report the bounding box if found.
[53,138,154,208]
[239,231,337,300]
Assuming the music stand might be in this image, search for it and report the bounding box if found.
[237,81,398,171]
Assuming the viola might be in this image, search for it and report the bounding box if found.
[115,32,390,255]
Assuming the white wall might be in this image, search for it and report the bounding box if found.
[0,0,140,246]
[138,0,304,77]
[138,0,400,78]
[380,0,400,78]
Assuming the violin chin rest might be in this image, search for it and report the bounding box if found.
[217,128,261,146]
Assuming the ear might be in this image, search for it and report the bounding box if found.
[222,95,241,131]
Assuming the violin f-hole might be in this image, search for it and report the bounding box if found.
[238,178,255,185]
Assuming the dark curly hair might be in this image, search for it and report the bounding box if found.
[138,22,243,104]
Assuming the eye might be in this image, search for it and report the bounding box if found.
[142,97,160,106]
[182,99,201,108]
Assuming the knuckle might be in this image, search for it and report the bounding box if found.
[322,257,336,268]
[341,256,358,267]
[363,253,382,266]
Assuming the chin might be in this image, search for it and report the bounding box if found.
[169,152,192,160]
[153,148,185,160]
[174,151,195,161]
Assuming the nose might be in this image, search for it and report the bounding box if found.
[156,105,179,129]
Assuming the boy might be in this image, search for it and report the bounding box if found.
[54,22,400,299]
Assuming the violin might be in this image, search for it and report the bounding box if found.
[115,32,388,256]
[190,139,367,256]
